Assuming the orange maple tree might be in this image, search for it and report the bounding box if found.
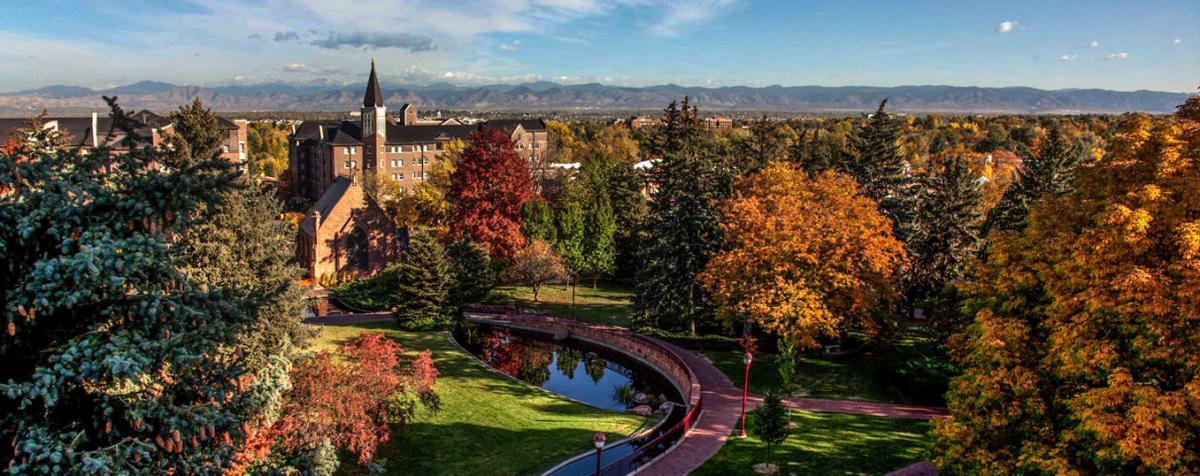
[700,162,907,349]
[935,98,1200,474]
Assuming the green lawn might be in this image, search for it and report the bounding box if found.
[312,321,650,476]
[485,280,635,327]
[707,348,901,403]
[693,410,932,476]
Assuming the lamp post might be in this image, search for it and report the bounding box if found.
[739,350,752,438]
[593,432,606,476]
[571,271,578,321]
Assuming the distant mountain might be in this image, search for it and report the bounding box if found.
[0,80,1190,116]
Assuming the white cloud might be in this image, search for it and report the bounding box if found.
[649,0,740,37]
[1106,52,1129,60]
[1089,40,1099,48]
[1059,54,1077,62]
[1173,38,1184,45]
[996,20,1017,33]
[283,63,342,75]
[499,40,522,51]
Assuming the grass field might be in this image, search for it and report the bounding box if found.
[485,280,635,327]
[692,410,932,476]
[312,321,650,476]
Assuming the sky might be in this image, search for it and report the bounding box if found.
[1,0,1197,93]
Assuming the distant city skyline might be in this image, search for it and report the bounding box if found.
[2,0,1197,93]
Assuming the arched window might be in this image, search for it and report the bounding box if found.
[345,226,370,272]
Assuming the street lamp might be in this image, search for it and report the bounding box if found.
[739,350,752,438]
[593,432,606,476]
[571,271,579,321]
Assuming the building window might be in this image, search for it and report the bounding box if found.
[394,172,404,180]
[343,160,351,169]
[239,141,246,153]
[344,146,356,155]
[222,145,230,153]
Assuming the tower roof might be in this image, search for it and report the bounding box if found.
[363,60,384,108]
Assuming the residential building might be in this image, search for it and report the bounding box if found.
[0,110,248,170]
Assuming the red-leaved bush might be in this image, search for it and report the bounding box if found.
[236,332,438,470]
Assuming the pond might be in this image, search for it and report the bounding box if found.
[453,324,682,412]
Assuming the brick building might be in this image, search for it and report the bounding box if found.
[0,110,248,169]
[288,61,549,201]
[296,175,405,281]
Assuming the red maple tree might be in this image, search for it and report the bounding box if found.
[447,126,533,259]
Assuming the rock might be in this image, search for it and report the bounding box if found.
[628,405,653,416]
[655,402,673,415]
[753,463,779,475]
[633,392,650,405]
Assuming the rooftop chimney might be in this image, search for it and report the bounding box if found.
[91,112,98,147]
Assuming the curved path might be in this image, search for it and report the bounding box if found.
[303,310,947,474]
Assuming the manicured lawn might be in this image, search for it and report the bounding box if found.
[693,410,932,476]
[312,321,650,476]
[708,349,901,403]
[485,280,635,327]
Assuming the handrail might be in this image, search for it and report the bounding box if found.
[463,305,703,476]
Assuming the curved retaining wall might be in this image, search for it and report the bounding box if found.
[463,305,702,476]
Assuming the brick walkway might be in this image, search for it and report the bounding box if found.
[302,312,391,325]
[637,341,745,476]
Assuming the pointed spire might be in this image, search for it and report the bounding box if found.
[363,60,384,108]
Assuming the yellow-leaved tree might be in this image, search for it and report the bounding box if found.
[935,98,1200,474]
[699,162,907,349]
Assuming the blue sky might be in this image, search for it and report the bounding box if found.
[1,0,1196,92]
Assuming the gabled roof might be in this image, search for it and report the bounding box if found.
[300,176,353,237]
[385,123,476,144]
[486,118,546,134]
[363,60,384,108]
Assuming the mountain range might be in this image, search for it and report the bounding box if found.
[0,80,1191,116]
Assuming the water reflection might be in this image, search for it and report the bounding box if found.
[455,326,679,412]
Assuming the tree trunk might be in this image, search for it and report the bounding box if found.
[532,284,540,302]
[592,276,598,289]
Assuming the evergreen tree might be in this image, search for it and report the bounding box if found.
[446,240,495,309]
[392,233,452,330]
[0,99,283,473]
[738,116,792,175]
[984,127,1082,235]
[162,98,227,169]
[752,393,790,467]
[634,98,733,333]
[908,156,983,335]
[789,126,845,174]
[846,100,917,243]
[520,198,557,243]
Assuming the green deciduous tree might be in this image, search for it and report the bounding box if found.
[392,233,452,330]
[521,198,557,243]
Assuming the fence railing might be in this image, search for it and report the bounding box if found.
[462,305,703,476]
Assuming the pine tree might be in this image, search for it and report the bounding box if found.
[392,232,452,330]
[162,98,227,168]
[908,156,983,335]
[634,98,733,333]
[447,240,495,309]
[739,116,792,175]
[984,127,1082,235]
[752,393,790,467]
[846,100,917,243]
[0,99,279,473]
